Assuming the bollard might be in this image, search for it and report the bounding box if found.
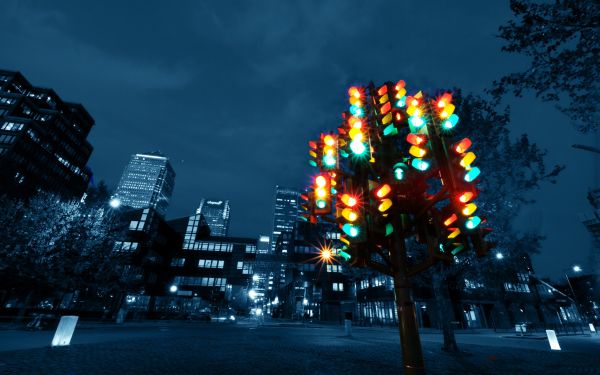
[51,316,79,347]
[344,319,352,337]
[545,329,561,351]
[589,323,596,334]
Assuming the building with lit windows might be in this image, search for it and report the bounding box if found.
[0,70,93,198]
[270,186,301,253]
[167,213,257,313]
[196,199,230,236]
[112,152,175,217]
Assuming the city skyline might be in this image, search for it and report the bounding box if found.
[0,1,596,280]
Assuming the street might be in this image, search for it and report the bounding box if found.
[0,320,599,374]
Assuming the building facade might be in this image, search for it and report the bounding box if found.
[270,186,301,253]
[196,199,230,237]
[112,152,175,217]
[0,70,94,198]
[167,213,257,313]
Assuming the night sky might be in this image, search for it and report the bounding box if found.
[1,0,596,280]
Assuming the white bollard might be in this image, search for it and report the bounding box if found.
[589,323,596,334]
[51,316,79,347]
[545,329,561,351]
[344,319,352,337]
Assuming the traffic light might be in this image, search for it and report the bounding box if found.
[313,173,332,214]
[372,82,398,137]
[321,133,338,170]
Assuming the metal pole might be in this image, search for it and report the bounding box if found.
[564,272,584,323]
[390,229,425,375]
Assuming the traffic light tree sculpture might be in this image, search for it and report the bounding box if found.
[303,81,493,375]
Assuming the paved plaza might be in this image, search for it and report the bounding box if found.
[0,320,599,374]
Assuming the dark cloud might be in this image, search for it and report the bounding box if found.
[0,0,595,279]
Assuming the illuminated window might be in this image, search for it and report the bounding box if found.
[332,282,344,292]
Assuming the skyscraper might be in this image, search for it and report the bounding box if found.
[196,199,230,236]
[112,152,175,217]
[0,70,94,198]
[271,186,301,253]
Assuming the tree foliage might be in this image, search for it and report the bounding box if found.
[415,91,564,350]
[0,193,129,303]
[491,0,600,132]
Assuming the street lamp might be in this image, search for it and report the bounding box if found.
[109,198,121,208]
[495,252,504,260]
[169,285,178,293]
[564,265,584,323]
[248,289,257,300]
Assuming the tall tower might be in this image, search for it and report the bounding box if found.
[112,152,175,217]
[0,70,94,198]
[271,186,301,253]
[196,199,230,237]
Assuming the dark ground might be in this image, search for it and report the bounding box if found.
[0,319,599,374]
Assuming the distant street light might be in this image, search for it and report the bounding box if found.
[495,252,504,260]
[109,198,121,208]
[248,289,257,300]
[252,274,260,282]
[169,285,178,293]
[573,265,582,273]
[303,298,309,306]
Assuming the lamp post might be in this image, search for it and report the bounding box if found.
[564,265,584,323]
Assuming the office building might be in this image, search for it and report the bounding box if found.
[167,213,257,312]
[270,186,301,253]
[112,152,175,217]
[0,70,93,198]
[196,199,230,236]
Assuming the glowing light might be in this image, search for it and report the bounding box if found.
[323,154,336,167]
[383,124,397,136]
[443,114,459,130]
[448,228,461,239]
[454,138,472,154]
[380,101,392,115]
[252,274,260,282]
[409,145,427,158]
[376,184,391,198]
[249,290,257,300]
[408,116,425,128]
[393,163,407,180]
[378,93,389,104]
[342,223,360,238]
[320,248,332,261]
[395,80,406,91]
[460,152,476,168]
[381,112,393,125]
[406,133,426,145]
[316,188,327,199]
[396,97,406,107]
[342,208,358,222]
[348,86,361,99]
[464,167,481,182]
[462,203,477,216]
[439,103,455,119]
[315,175,327,187]
[378,199,392,212]
[496,253,504,260]
[451,244,464,255]
[170,285,178,293]
[458,191,474,203]
[349,128,363,141]
[411,158,430,171]
[316,200,326,209]
[465,216,481,229]
[348,116,362,129]
[324,135,335,146]
[349,105,364,117]
[573,265,582,273]
[444,214,458,226]
[109,198,121,208]
[385,223,394,236]
[350,140,366,155]
[341,194,358,207]
[377,85,388,96]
